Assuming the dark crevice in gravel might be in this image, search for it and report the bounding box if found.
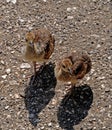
[57,84,93,130]
[23,62,57,126]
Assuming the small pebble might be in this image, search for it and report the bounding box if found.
[48,122,52,127]
[5,106,9,110]
[6,68,11,74]
[108,113,111,118]
[98,76,105,80]
[43,0,47,2]
[6,0,10,2]
[1,60,5,64]
[96,44,101,48]
[20,63,31,69]
[9,80,18,85]
[90,34,100,38]
[108,56,111,60]
[86,76,90,81]
[51,99,57,105]
[11,0,17,4]
[67,16,74,20]
[14,93,20,99]
[105,88,110,92]
[22,75,26,78]
[109,105,111,109]
[101,84,105,89]
[7,115,11,118]
[40,126,45,129]
[11,51,15,54]
[73,7,77,10]
[1,97,4,100]
[19,18,24,23]
[67,7,72,12]
[6,0,17,4]
[2,75,7,79]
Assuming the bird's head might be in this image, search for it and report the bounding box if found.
[61,59,73,73]
[25,31,35,48]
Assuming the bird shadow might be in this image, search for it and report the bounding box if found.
[23,62,57,126]
[57,84,93,130]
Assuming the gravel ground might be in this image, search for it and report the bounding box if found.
[0,0,112,130]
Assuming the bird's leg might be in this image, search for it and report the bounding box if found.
[65,82,72,91]
[63,84,75,104]
[33,61,37,75]
[66,84,75,95]
[33,61,42,74]
[24,62,36,79]
[42,62,46,67]
[39,62,46,72]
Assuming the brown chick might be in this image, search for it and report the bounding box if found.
[23,28,55,74]
[55,51,91,93]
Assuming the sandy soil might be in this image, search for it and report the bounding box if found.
[0,0,112,130]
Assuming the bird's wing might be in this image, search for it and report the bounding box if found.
[44,35,55,59]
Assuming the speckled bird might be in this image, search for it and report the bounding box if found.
[23,28,55,74]
[55,51,91,93]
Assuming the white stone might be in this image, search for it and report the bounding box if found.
[28,26,33,30]
[5,106,9,110]
[108,56,111,60]
[9,80,18,85]
[67,7,72,12]
[90,34,100,38]
[51,99,57,105]
[6,0,10,2]
[67,16,74,20]
[96,44,101,48]
[6,68,11,74]
[43,0,47,2]
[40,126,45,129]
[91,69,95,74]
[86,76,90,81]
[7,115,11,118]
[98,76,105,80]
[101,84,105,89]
[6,0,17,4]
[109,105,111,109]
[2,75,7,79]
[73,7,77,10]
[11,0,17,4]
[22,75,26,78]
[14,94,20,99]
[11,51,15,54]
[19,18,24,23]
[1,60,5,64]
[48,122,52,127]
[20,63,31,69]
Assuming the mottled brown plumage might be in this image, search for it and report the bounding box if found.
[23,28,55,74]
[55,51,91,93]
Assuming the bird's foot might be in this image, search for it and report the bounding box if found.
[63,85,75,104]
[34,64,41,73]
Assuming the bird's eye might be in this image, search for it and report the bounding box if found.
[62,65,66,68]
[25,39,28,42]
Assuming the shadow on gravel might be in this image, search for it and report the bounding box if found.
[23,62,57,126]
[57,84,93,130]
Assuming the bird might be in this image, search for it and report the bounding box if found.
[23,28,55,74]
[55,50,92,94]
